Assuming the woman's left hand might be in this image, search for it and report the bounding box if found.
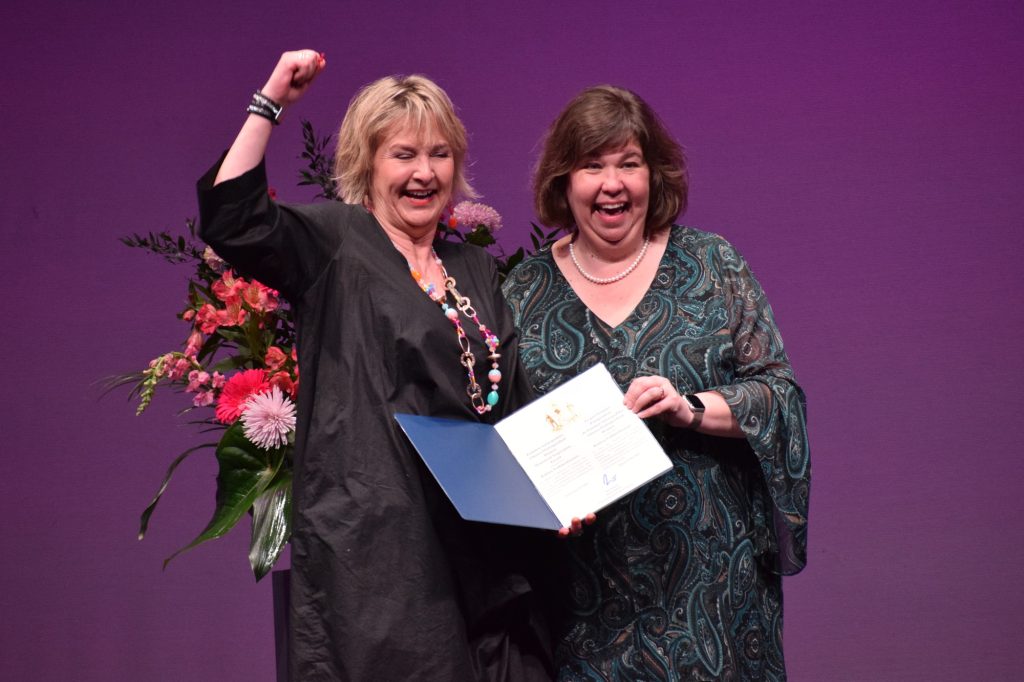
[623,375,696,428]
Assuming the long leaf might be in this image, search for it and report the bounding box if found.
[211,355,252,373]
[138,442,218,539]
[249,474,293,581]
[99,372,146,399]
[163,423,286,569]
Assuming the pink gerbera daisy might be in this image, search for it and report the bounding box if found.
[240,386,296,449]
[215,369,270,424]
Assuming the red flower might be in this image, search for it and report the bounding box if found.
[184,330,203,358]
[269,371,298,400]
[215,369,270,424]
[212,272,242,306]
[241,281,280,313]
[215,302,247,328]
[265,346,287,371]
[196,304,220,334]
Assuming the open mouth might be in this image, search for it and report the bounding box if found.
[404,189,438,201]
[595,202,629,216]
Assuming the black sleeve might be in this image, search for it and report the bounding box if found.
[197,156,351,300]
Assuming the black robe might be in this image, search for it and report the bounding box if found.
[198,159,553,681]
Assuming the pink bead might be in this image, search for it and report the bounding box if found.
[445,308,459,321]
[488,369,502,383]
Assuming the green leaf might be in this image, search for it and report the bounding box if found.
[499,248,525,281]
[162,423,287,569]
[248,474,292,581]
[211,354,252,373]
[465,228,496,248]
[100,372,146,398]
[215,327,245,340]
[297,118,339,201]
[138,443,218,539]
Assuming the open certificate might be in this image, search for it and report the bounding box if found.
[394,363,672,530]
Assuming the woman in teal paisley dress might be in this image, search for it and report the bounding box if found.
[503,86,810,681]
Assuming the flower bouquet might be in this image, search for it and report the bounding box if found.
[116,225,298,580]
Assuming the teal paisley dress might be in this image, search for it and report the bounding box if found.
[502,226,810,681]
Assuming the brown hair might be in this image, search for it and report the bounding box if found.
[333,75,476,205]
[533,85,687,234]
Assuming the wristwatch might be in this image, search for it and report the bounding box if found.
[682,394,705,428]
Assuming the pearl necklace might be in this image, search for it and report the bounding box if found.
[408,249,502,414]
[568,236,651,285]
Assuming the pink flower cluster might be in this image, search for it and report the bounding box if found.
[187,369,227,407]
[183,271,281,335]
[149,353,194,382]
[188,350,297,423]
[137,261,298,438]
[452,201,502,232]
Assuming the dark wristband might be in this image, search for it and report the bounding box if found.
[247,90,283,125]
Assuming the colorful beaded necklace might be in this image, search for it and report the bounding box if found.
[408,249,502,414]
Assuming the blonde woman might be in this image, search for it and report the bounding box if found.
[200,51,550,681]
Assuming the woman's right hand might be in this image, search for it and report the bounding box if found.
[259,49,327,109]
[558,513,597,538]
[214,50,326,186]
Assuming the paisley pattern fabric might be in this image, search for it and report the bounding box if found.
[503,226,810,681]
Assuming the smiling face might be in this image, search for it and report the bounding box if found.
[368,119,454,238]
[566,140,650,248]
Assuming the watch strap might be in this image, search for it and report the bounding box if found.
[683,393,705,428]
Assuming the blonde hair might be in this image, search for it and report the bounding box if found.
[333,75,476,204]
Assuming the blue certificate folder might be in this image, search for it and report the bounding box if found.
[394,414,564,530]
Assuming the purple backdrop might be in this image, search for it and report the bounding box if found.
[3,1,1022,680]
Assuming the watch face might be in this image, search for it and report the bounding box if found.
[684,394,705,411]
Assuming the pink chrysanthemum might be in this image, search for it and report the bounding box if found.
[452,201,502,232]
[240,386,296,450]
[215,369,270,424]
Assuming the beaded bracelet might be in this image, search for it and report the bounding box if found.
[246,90,283,125]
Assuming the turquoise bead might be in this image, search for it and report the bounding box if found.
[487,391,499,406]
